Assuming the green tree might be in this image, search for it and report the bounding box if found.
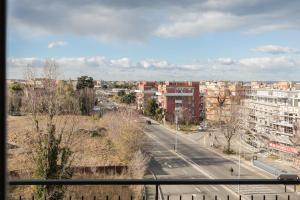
[144,98,158,117]
[120,93,136,104]
[8,82,24,115]
[76,76,95,115]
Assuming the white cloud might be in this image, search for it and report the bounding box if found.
[48,41,67,48]
[156,12,241,37]
[7,55,300,81]
[215,58,236,65]
[8,0,300,40]
[252,45,299,54]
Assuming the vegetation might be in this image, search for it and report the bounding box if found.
[120,93,136,104]
[113,82,136,90]
[76,76,95,115]
[155,107,164,122]
[102,109,145,164]
[144,98,158,117]
[23,60,76,199]
[56,80,78,114]
[8,63,147,199]
[8,82,24,116]
[213,88,242,154]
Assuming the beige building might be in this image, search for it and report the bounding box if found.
[243,84,300,164]
[202,81,244,122]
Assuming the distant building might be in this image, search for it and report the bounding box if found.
[157,81,200,123]
[202,81,244,122]
[136,81,157,111]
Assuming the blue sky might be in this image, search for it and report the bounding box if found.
[7,0,300,80]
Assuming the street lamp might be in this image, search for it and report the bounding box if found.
[175,114,178,152]
[238,131,241,194]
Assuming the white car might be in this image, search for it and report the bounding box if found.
[198,126,206,131]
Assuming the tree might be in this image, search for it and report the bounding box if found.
[117,90,126,97]
[76,76,95,115]
[120,92,136,104]
[76,76,94,90]
[8,82,24,115]
[292,121,300,146]
[181,108,193,125]
[221,103,242,153]
[213,88,242,154]
[144,98,158,117]
[23,60,75,200]
[56,80,78,114]
[155,107,164,122]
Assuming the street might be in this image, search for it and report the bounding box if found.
[143,121,300,200]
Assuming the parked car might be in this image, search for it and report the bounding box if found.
[146,120,152,125]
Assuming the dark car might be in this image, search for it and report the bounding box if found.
[277,174,299,180]
[146,120,152,125]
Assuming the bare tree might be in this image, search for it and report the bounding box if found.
[213,88,243,153]
[23,60,78,200]
[221,103,242,153]
[292,121,300,146]
[181,108,193,125]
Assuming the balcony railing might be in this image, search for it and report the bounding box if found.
[9,179,300,200]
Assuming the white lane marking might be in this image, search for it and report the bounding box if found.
[202,186,209,191]
[211,185,219,191]
[193,186,201,193]
[145,131,238,198]
[182,169,188,175]
[155,124,272,179]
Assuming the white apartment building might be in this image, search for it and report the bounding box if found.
[243,86,300,163]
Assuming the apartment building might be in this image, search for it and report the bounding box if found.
[136,81,158,111]
[157,81,200,123]
[202,81,244,122]
[243,82,300,163]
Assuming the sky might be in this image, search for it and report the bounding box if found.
[6,0,300,81]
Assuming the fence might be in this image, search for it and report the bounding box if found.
[9,178,300,200]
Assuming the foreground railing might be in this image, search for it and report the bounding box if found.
[9,179,300,200]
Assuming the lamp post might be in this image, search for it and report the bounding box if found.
[238,132,241,194]
[175,114,178,152]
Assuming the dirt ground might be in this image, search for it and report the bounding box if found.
[7,115,120,173]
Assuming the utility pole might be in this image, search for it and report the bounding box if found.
[175,114,178,152]
[238,132,241,194]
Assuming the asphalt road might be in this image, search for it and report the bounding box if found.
[143,121,300,200]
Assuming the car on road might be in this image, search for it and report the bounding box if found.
[146,120,152,125]
[277,174,299,180]
[198,126,206,131]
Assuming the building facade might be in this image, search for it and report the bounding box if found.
[157,81,200,123]
[243,83,300,163]
[136,81,158,111]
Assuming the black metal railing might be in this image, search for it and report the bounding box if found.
[9,179,300,200]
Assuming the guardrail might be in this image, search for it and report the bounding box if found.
[9,179,300,200]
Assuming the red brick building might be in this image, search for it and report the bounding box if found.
[157,81,200,123]
[136,81,157,111]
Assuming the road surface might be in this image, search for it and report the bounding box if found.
[143,120,300,200]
